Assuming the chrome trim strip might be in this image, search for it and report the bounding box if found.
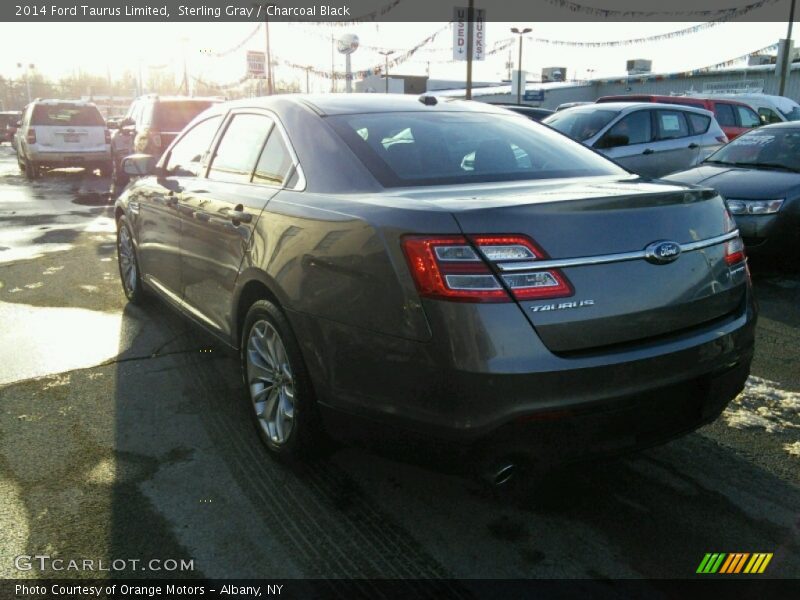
[496,230,739,272]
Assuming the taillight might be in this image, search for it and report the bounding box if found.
[402,235,507,302]
[723,209,746,266]
[724,236,746,266]
[401,234,573,303]
[104,129,110,144]
[26,129,36,144]
[471,235,573,300]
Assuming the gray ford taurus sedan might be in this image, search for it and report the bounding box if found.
[115,94,756,471]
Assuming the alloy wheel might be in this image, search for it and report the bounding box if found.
[117,224,137,295]
[246,320,295,445]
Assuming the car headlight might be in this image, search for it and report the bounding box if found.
[726,199,784,215]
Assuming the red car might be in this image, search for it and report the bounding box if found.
[597,95,761,140]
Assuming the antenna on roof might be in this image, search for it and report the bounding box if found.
[418,94,437,106]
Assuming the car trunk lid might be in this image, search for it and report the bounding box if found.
[445,178,746,353]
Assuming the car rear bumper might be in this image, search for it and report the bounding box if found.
[294,285,756,462]
[27,149,111,165]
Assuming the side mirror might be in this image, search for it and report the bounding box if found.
[122,154,157,177]
[107,120,119,130]
[597,134,629,149]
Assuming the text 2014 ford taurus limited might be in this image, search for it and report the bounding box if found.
[114,95,756,473]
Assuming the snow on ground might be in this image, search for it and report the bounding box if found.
[724,376,800,457]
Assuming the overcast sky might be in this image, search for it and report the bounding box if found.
[0,21,791,91]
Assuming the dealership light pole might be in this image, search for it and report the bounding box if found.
[511,27,531,105]
[379,50,394,93]
[779,0,797,96]
[17,63,33,103]
[264,15,274,95]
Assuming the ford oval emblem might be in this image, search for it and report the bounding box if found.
[645,240,682,265]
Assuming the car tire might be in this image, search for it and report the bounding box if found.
[112,157,129,188]
[24,156,39,180]
[116,216,146,304]
[241,299,323,458]
[17,156,25,173]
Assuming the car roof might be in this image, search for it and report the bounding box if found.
[564,101,713,116]
[30,99,98,107]
[210,94,513,117]
[752,121,800,130]
[598,94,750,106]
[137,95,222,103]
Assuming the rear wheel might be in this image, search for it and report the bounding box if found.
[241,300,322,458]
[116,216,146,304]
[24,155,39,180]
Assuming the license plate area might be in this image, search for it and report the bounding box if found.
[63,133,80,143]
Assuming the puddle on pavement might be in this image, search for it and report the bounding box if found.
[0,300,125,385]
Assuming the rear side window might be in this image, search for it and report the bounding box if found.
[253,131,293,186]
[164,116,222,177]
[758,107,782,124]
[544,109,619,141]
[736,105,761,128]
[687,113,711,135]
[208,114,273,184]
[714,103,737,127]
[656,110,689,139]
[31,104,104,126]
[153,101,214,132]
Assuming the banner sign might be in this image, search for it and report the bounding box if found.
[453,6,486,61]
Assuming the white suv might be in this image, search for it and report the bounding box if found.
[15,99,111,180]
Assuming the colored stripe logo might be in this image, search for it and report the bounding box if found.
[697,553,773,574]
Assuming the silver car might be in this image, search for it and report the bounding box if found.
[544,102,727,178]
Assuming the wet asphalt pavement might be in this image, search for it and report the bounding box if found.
[0,143,798,583]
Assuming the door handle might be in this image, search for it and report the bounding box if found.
[687,143,699,149]
[642,148,654,155]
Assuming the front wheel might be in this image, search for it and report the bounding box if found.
[116,216,146,304]
[241,300,323,457]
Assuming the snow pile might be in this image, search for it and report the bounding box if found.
[723,376,800,457]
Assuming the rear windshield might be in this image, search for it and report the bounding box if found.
[543,109,619,141]
[152,101,214,131]
[31,104,104,126]
[327,112,626,187]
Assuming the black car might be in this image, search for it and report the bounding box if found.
[490,103,554,121]
[115,95,755,479]
[666,122,800,259]
[109,95,220,187]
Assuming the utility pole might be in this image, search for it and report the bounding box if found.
[465,0,474,99]
[331,35,336,93]
[779,0,797,96]
[379,50,394,93]
[264,16,274,95]
[511,27,532,105]
[306,66,311,93]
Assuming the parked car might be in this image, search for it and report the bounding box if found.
[489,103,554,121]
[115,95,754,475]
[704,93,800,125]
[544,102,727,178]
[556,101,592,111]
[665,122,800,259]
[109,95,221,187]
[596,94,760,140]
[15,99,111,180]
[0,110,21,143]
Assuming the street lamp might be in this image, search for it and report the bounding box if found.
[510,27,531,105]
[17,62,34,104]
[378,50,394,93]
